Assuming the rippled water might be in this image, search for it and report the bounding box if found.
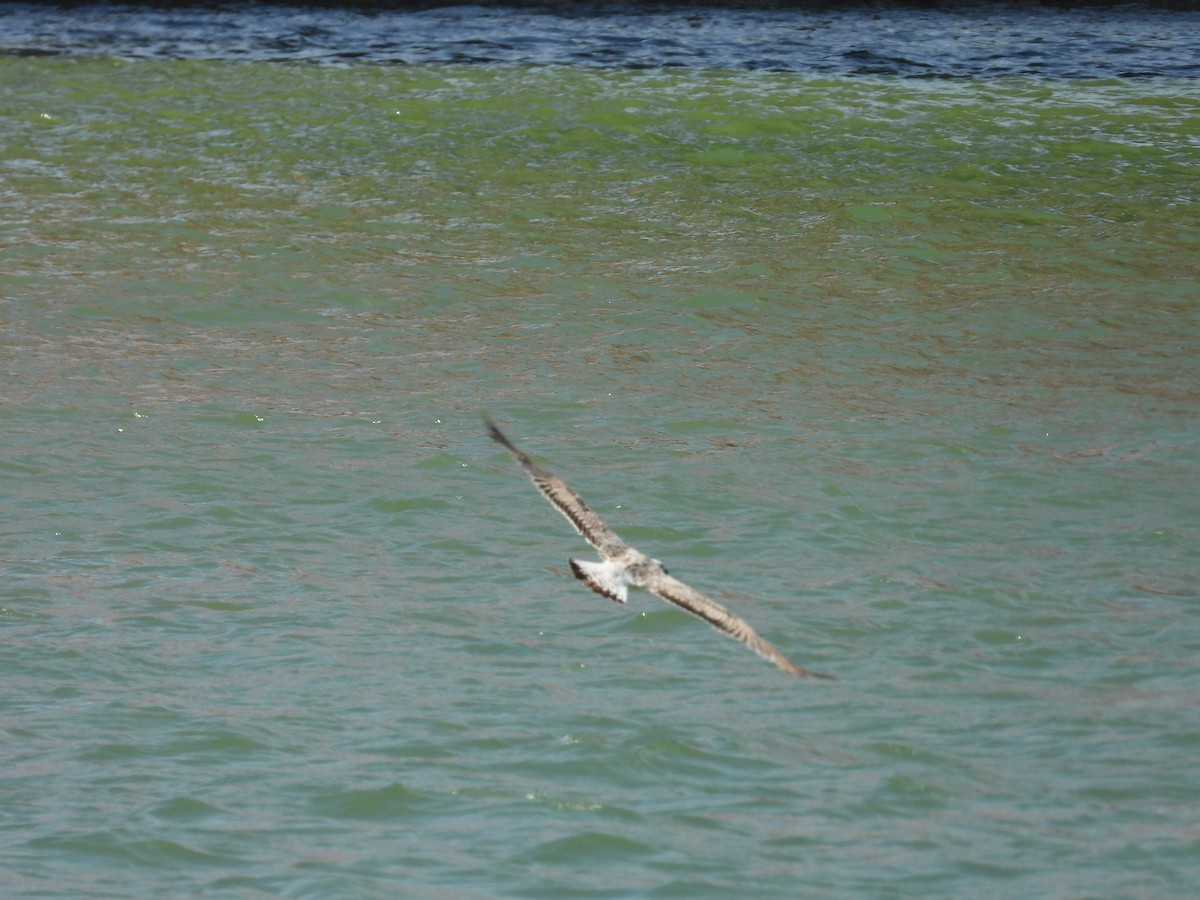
[4,6,1200,898]
[2,1,1199,76]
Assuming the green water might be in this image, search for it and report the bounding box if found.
[3,57,1199,897]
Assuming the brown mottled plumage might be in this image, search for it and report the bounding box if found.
[486,418,833,679]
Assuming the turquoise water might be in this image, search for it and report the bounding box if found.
[3,54,1200,897]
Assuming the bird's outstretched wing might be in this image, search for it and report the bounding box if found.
[485,418,627,559]
[644,571,835,680]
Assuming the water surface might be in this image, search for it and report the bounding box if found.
[3,13,1200,900]
[2,1,1199,76]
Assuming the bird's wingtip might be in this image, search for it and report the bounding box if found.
[483,414,510,447]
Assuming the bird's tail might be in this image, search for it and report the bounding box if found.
[569,559,628,604]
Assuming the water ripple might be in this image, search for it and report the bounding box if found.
[1,2,1197,77]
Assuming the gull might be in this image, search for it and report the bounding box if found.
[485,418,833,679]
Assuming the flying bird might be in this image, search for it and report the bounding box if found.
[485,418,833,679]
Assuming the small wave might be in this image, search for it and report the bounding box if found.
[1,3,1197,77]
